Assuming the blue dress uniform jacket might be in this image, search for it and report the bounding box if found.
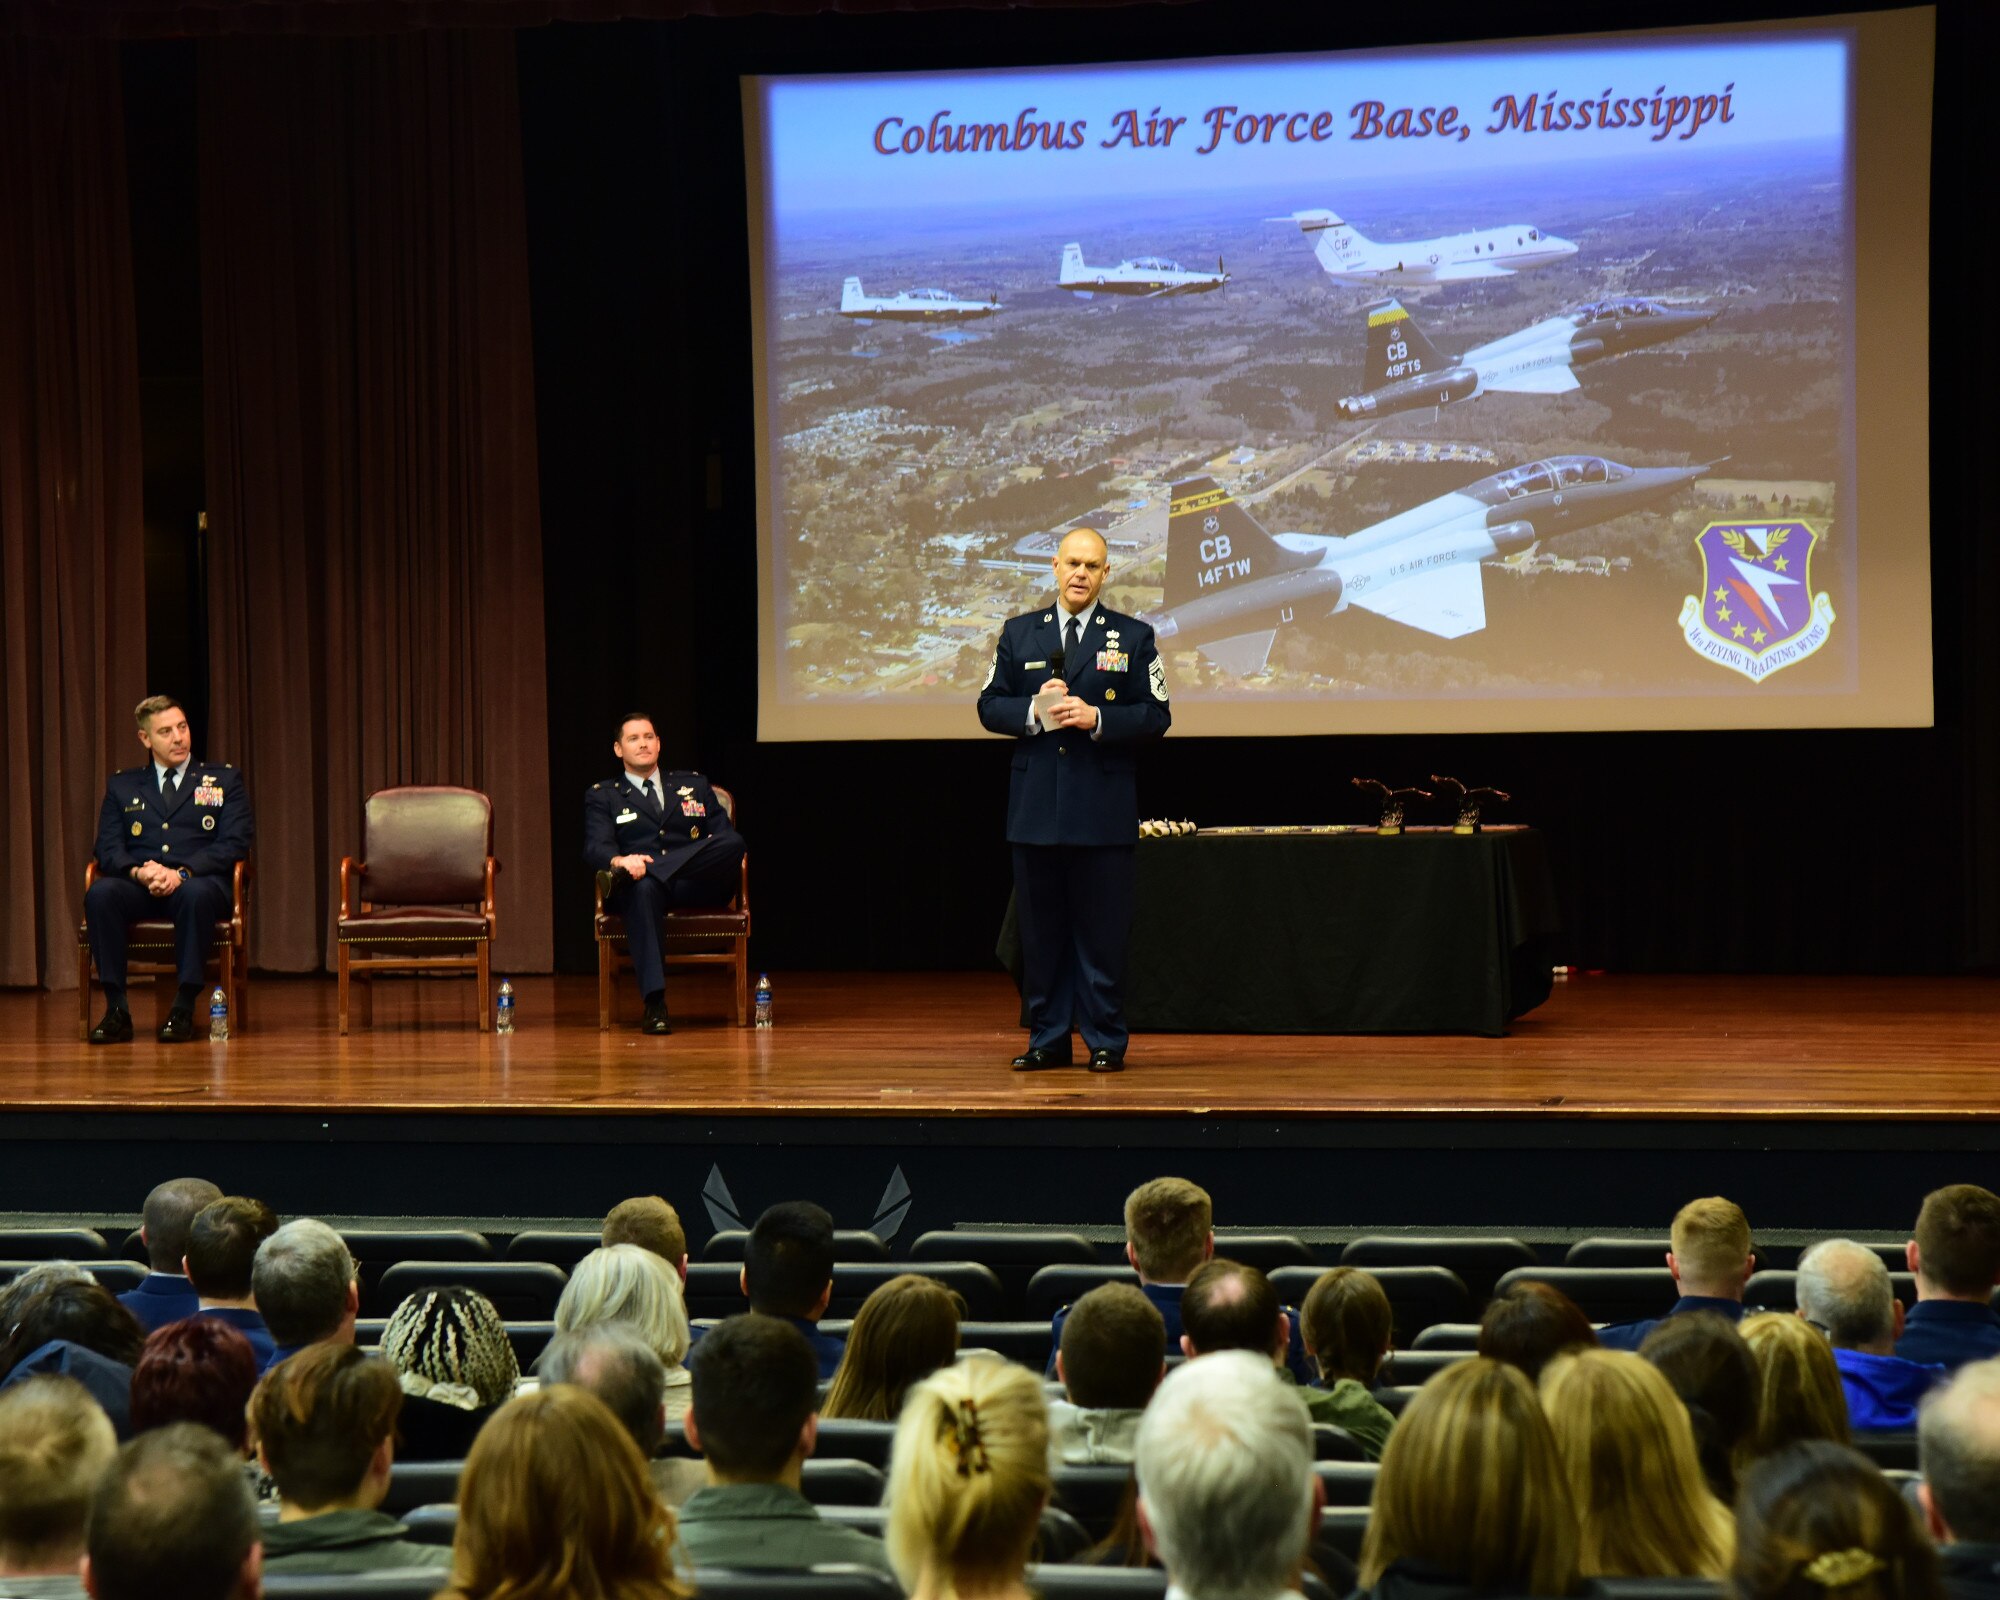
[87,760,252,992]
[583,770,745,1002]
[976,604,1171,845]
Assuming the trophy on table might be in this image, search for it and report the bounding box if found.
[1352,778,1431,837]
[1430,775,1511,835]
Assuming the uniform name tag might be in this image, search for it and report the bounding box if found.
[194,785,224,807]
[1025,660,1047,669]
[1096,650,1130,673]
[680,800,707,818]
[616,810,638,824]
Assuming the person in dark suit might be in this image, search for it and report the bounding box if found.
[84,696,252,1045]
[1900,1185,2000,1372]
[119,1176,221,1333]
[977,528,1170,1072]
[583,711,745,1036]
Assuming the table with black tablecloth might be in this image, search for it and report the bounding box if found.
[998,827,1561,1037]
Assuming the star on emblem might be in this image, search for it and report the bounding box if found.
[1713,587,1728,603]
[1731,623,1746,639]
[1773,555,1790,573]
[1714,603,1732,623]
[1751,627,1767,645]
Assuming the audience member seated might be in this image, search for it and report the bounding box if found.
[1800,1238,1946,1430]
[185,1196,280,1371]
[1901,1186,2000,1372]
[1742,1312,1852,1462]
[253,1218,359,1364]
[1134,1348,1319,1600]
[1181,1258,1376,1452]
[1300,1266,1399,1461]
[0,1376,117,1599]
[248,1343,451,1575]
[556,1244,694,1422]
[1046,1177,1314,1384]
[0,1263,90,1329]
[118,1176,222,1333]
[887,1354,1050,1600]
[1048,1281,1166,1467]
[605,1195,691,1283]
[441,1385,688,1600]
[1353,1357,1580,1600]
[130,1317,258,1455]
[1734,1440,1944,1600]
[541,1323,706,1508]
[676,1313,895,1573]
[1538,1347,1732,1579]
[82,1422,261,1600]
[1479,1280,1599,1384]
[1598,1196,1756,1351]
[1641,1311,1761,1504]
[1917,1356,2000,1600]
[380,1284,520,1459]
[822,1272,963,1422]
[0,1279,146,1436]
[725,1201,846,1380]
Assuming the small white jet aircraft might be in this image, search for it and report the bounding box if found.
[1057,243,1229,298]
[838,277,1000,323]
[1275,208,1577,287]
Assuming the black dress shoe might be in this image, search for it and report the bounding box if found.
[1087,1047,1126,1074]
[1010,1047,1074,1071]
[89,1006,133,1045]
[157,1007,196,1044]
[640,1000,673,1036]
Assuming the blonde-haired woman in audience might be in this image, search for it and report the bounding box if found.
[822,1272,964,1421]
[1299,1266,1398,1461]
[1538,1347,1734,1579]
[887,1354,1050,1600]
[1734,1439,1943,1600]
[442,1384,689,1600]
[380,1284,521,1460]
[555,1243,693,1422]
[1356,1356,1581,1600]
[1740,1311,1851,1468]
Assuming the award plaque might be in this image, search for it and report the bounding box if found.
[1352,778,1432,837]
[1430,775,1512,835]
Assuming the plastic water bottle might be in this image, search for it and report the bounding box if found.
[208,986,229,1042]
[496,980,515,1034]
[754,975,773,1029]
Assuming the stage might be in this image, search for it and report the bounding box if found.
[2,972,1997,1237]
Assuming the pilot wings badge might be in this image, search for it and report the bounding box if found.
[1677,520,1835,683]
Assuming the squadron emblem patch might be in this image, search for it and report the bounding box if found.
[1149,657,1169,702]
[1677,521,1835,683]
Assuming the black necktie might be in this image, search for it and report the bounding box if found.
[647,779,661,812]
[1066,616,1082,664]
[165,769,179,799]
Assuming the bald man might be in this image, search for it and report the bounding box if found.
[978,528,1171,1073]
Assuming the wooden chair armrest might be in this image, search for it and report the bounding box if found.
[84,859,100,893]
[484,856,498,935]
[737,850,750,917]
[339,856,361,920]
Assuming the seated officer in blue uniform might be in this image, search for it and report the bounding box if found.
[85,695,253,1044]
[977,528,1170,1073]
[583,711,745,1035]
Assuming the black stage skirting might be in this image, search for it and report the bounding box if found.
[1000,828,1561,1036]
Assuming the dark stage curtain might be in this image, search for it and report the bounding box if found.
[0,40,148,989]
[199,29,552,974]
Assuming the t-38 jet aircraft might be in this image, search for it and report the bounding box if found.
[1338,295,1717,419]
[838,276,1001,323]
[1144,460,1714,675]
[1057,243,1229,298]
[1276,208,1578,286]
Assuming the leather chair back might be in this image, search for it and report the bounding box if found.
[363,787,491,903]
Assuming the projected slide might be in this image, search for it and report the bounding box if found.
[745,13,1933,738]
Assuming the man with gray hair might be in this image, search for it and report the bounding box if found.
[1918,1356,2000,1600]
[1135,1348,1322,1600]
[252,1219,358,1366]
[1799,1237,1945,1430]
[541,1323,703,1507]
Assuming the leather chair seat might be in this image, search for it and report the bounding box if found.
[337,907,492,943]
[80,919,236,947]
[596,909,748,940]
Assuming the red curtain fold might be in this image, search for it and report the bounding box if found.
[200,28,553,974]
[0,39,148,989]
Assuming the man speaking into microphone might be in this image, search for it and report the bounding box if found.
[978,527,1171,1073]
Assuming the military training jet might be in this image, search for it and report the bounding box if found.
[1056,243,1229,298]
[837,276,1001,323]
[1276,207,1578,286]
[1144,460,1715,675]
[1337,295,1718,419]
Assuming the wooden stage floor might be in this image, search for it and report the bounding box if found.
[2,971,1997,1121]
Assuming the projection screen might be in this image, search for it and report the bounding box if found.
[745,8,1933,739]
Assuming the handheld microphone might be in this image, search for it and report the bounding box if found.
[1047,646,1065,681]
